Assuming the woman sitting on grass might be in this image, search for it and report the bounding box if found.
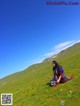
[50,61,73,86]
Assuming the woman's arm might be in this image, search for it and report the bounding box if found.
[57,75,61,83]
[57,66,64,83]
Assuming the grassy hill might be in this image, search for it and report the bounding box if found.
[0,43,80,106]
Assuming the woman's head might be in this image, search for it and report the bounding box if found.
[52,60,59,68]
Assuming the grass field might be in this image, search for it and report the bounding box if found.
[0,43,80,106]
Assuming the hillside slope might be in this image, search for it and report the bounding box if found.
[0,43,80,106]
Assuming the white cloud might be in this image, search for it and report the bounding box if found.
[54,41,74,50]
[30,57,45,64]
[44,40,80,57]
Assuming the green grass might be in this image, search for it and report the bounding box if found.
[0,43,80,106]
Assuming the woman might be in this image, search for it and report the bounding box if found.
[50,61,73,86]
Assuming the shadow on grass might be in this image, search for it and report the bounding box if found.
[46,81,65,87]
[46,82,50,85]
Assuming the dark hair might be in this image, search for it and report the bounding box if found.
[52,60,60,70]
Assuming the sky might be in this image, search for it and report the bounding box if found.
[0,0,80,78]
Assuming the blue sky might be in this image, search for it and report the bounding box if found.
[0,0,80,78]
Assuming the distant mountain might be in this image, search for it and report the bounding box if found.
[0,42,80,106]
[47,42,80,61]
